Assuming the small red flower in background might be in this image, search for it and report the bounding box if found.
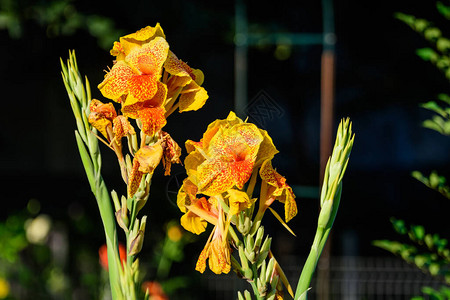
[99,243,127,270]
[142,281,168,300]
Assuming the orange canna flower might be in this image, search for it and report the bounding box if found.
[259,159,297,222]
[88,99,117,140]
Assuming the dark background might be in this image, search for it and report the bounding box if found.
[0,0,449,289]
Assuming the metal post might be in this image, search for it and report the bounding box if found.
[317,0,336,299]
[234,0,248,118]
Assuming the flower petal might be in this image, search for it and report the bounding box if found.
[98,61,134,101]
[135,144,163,173]
[161,131,181,176]
[260,160,297,222]
[283,187,298,223]
[122,82,167,118]
[208,237,231,274]
[254,129,279,168]
[126,37,169,77]
[180,211,207,235]
[177,178,198,213]
[113,115,135,146]
[119,24,166,56]
[227,189,254,215]
[128,159,144,197]
[195,248,208,273]
[164,51,194,79]
[197,159,235,195]
[88,99,117,139]
[138,107,167,136]
[127,74,159,103]
[179,83,209,112]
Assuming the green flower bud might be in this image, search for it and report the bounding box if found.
[245,234,255,252]
[266,257,275,283]
[244,248,256,263]
[237,291,245,300]
[254,226,264,250]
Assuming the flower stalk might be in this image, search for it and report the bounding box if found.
[61,51,121,299]
[294,118,354,300]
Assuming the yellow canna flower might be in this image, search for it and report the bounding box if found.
[98,36,169,104]
[259,159,297,222]
[184,112,264,196]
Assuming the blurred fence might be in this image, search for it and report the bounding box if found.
[202,256,443,299]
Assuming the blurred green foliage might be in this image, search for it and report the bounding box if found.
[373,218,450,283]
[374,2,450,299]
[412,170,450,199]
[0,0,123,49]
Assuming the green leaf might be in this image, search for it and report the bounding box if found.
[438,93,450,105]
[429,263,440,276]
[423,119,444,134]
[424,27,442,41]
[430,171,440,188]
[437,1,450,19]
[421,101,447,117]
[425,234,434,249]
[416,47,439,62]
[437,37,450,53]
[394,12,415,27]
[414,19,430,32]
[391,218,407,234]
[410,225,425,241]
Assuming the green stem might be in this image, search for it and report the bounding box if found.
[96,179,121,300]
[294,227,324,299]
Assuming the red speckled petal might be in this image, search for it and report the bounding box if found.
[122,95,143,119]
[197,159,235,196]
[128,159,143,197]
[138,106,167,136]
[260,159,297,222]
[113,115,135,146]
[283,187,298,222]
[98,61,134,101]
[164,51,193,78]
[127,37,169,77]
[127,74,158,103]
[195,247,208,273]
[144,81,167,107]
